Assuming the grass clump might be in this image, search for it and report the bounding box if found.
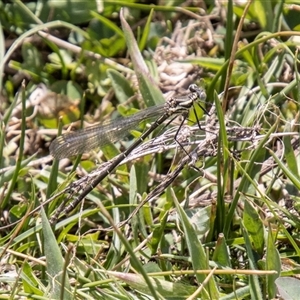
[1,1,300,299]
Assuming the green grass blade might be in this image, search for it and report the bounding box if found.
[214,91,228,234]
[138,8,154,51]
[41,208,72,299]
[171,189,219,298]
[120,9,165,107]
[283,123,299,179]
[109,271,198,298]
[224,115,279,237]
[107,69,135,104]
[266,223,281,298]
[2,84,26,209]
[90,11,125,38]
[241,223,263,300]
[269,148,300,190]
[0,17,5,92]
[220,0,234,91]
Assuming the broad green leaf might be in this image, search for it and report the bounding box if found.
[41,208,72,299]
[243,201,264,256]
[184,206,212,238]
[252,0,273,31]
[107,69,135,104]
[275,277,300,300]
[212,233,232,284]
[109,271,198,299]
[21,262,44,295]
[46,0,97,24]
[212,233,232,268]
[21,43,43,78]
[171,189,219,298]
[50,80,83,101]
[101,143,128,176]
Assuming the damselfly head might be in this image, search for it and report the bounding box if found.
[188,84,206,102]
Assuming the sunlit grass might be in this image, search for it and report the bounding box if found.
[1,1,300,299]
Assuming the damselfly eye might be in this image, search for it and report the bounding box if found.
[198,90,207,101]
[188,84,198,92]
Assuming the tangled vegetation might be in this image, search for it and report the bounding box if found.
[1,1,300,299]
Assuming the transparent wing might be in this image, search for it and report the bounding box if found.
[49,105,165,159]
